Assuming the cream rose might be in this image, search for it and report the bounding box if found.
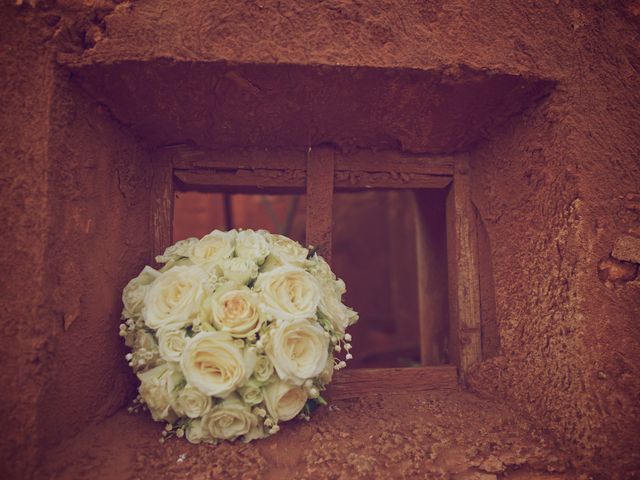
[155,237,198,264]
[256,266,321,321]
[143,266,207,331]
[173,384,212,419]
[253,355,275,384]
[239,380,264,406]
[122,266,160,319]
[209,285,262,338]
[158,329,187,363]
[318,354,335,385]
[137,363,181,422]
[220,257,259,285]
[181,332,255,397]
[190,230,235,267]
[185,418,208,444]
[265,319,329,385]
[235,229,271,265]
[318,281,358,334]
[201,394,258,441]
[262,234,308,270]
[263,380,307,421]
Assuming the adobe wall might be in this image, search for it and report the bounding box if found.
[0,6,54,478]
[467,6,640,477]
[1,1,639,479]
[1,5,153,478]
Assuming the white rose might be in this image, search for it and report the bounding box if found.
[181,331,255,397]
[235,229,270,265]
[305,254,335,281]
[173,384,212,419]
[262,234,308,270]
[239,380,264,406]
[143,266,207,331]
[157,329,188,363]
[253,355,274,384]
[209,285,262,338]
[185,418,209,444]
[256,266,321,321]
[190,230,235,267]
[201,394,258,441]
[265,319,329,385]
[137,363,181,422]
[122,266,160,319]
[318,281,358,334]
[155,237,198,264]
[220,257,259,285]
[263,380,307,421]
[243,421,267,442]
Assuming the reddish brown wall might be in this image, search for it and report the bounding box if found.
[2,1,640,479]
[37,69,153,452]
[467,6,640,476]
[0,6,53,478]
[1,5,153,478]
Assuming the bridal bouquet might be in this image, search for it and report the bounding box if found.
[119,229,358,443]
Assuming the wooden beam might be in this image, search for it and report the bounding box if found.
[325,366,458,400]
[164,145,454,177]
[166,145,306,171]
[306,147,335,263]
[335,149,454,176]
[164,145,453,191]
[334,170,451,189]
[173,168,306,192]
[446,156,482,381]
[151,154,174,262]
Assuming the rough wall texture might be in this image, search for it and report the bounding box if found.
[38,69,153,452]
[466,4,640,478]
[2,1,640,479]
[0,5,53,478]
[1,4,153,478]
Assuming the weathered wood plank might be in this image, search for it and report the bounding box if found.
[165,146,455,177]
[166,146,306,171]
[334,170,451,189]
[306,148,335,263]
[414,189,450,366]
[151,155,174,262]
[446,156,482,381]
[174,168,450,192]
[335,149,454,175]
[173,168,306,192]
[325,366,458,400]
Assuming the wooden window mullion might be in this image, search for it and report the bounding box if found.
[305,147,335,264]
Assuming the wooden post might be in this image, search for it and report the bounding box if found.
[151,155,174,262]
[446,156,482,381]
[306,147,335,263]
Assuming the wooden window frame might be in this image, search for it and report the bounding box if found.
[151,146,481,396]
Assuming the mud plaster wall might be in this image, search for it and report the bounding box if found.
[2,0,640,479]
[0,7,53,478]
[467,7,640,477]
[1,5,153,478]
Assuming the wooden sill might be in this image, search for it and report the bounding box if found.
[325,365,458,400]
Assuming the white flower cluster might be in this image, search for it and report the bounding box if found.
[120,229,358,443]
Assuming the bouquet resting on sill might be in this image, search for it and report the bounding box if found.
[119,229,358,444]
